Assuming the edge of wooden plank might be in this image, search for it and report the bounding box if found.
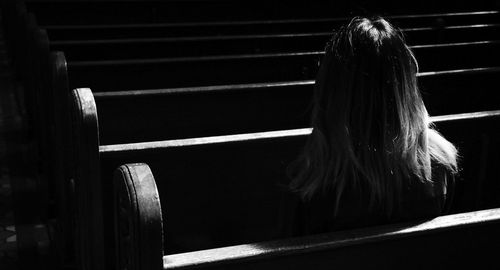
[99,110,500,153]
[163,207,500,269]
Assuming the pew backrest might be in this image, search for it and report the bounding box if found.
[50,26,500,60]
[65,48,500,90]
[91,67,500,144]
[32,7,500,31]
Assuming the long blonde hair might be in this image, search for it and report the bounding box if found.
[289,17,457,216]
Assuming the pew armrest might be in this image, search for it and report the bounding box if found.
[114,163,164,270]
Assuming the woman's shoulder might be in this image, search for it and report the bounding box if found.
[400,161,456,218]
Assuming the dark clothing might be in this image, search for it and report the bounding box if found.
[280,164,455,237]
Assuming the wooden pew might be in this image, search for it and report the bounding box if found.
[23,18,500,224]
[430,111,500,211]
[12,8,500,136]
[89,68,500,145]
[418,67,500,115]
[69,83,500,269]
[111,114,500,270]
[94,110,500,255]
[44,23,500,45]
[8,3,500,265]
[1,8,52,133]
[1,3,56,233]
[25,21,500,167]
[50,32,500,60]
[18,11,495,142]
[10,6,500,120]
[46,64,500,269]
[30,7,499,32]
[15,9,500,136]
[113,165,500,270]
[65,47,500,90]
[413,41,500,71]
[1,0,29,76]
[49,65,500,229]
[0,5,73,266]
[5,2,499,269]
[26,1,354,25]
[23,22,500,265]
[161,208,500,269]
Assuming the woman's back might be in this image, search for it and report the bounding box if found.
[284,17,458,236]
[282,161,455,237]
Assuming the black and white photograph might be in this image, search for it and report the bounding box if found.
[0,0,499,269]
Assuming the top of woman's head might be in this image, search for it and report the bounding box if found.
[325,17,418,72]
[313,16,424,151]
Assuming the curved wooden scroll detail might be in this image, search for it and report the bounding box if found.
[71,87,105,270]
[113,163,163,270]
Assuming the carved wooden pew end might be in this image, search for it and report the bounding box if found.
[113,163,163,270]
